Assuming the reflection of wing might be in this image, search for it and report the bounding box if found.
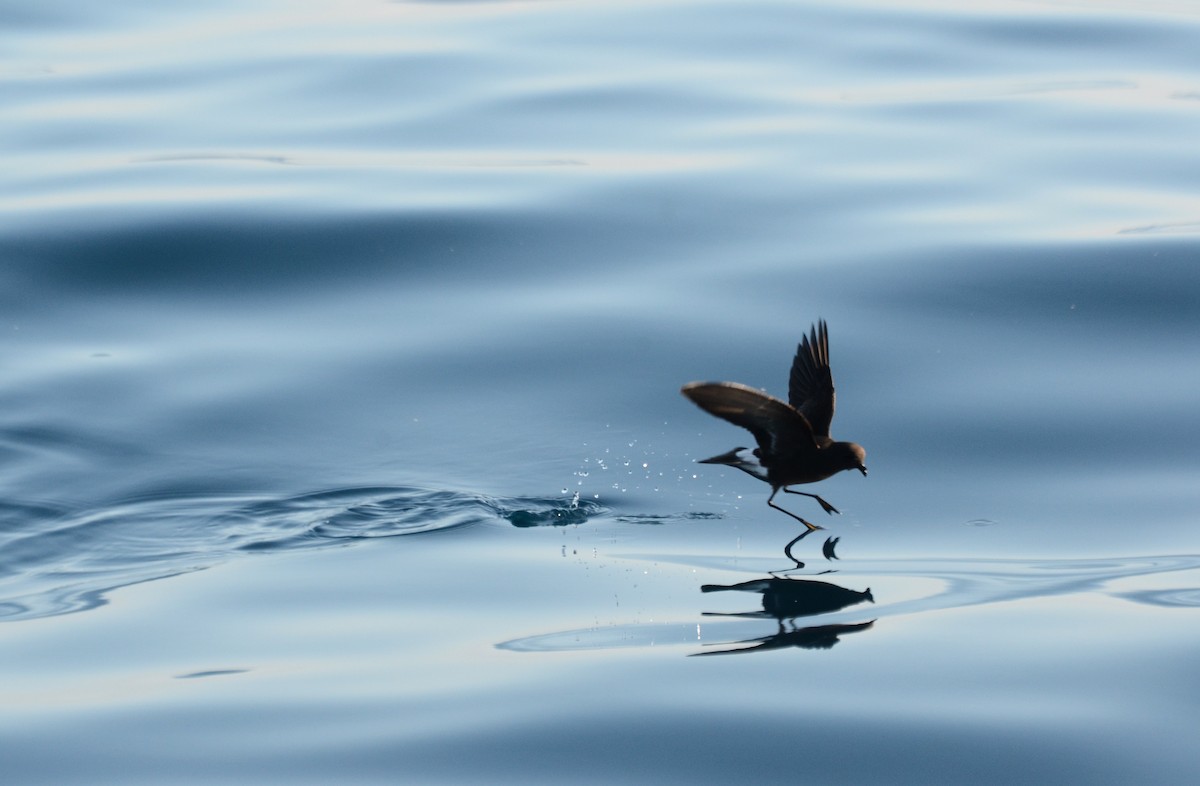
[681,382,817,457]
[689,620,875,657]
[788,320,836,438]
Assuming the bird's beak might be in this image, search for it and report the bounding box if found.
[858,465,868,477]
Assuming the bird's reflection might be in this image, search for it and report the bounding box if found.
[695,572,875,656]
[782,530,841,568]
[701,577,874,618]
[691,620,874,656]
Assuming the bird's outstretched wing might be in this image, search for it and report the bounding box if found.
[681,382,818,458]
[788,320,836,438]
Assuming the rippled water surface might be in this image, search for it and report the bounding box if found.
[4,0,1200,782]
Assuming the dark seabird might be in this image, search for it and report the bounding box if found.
[681,320,867,531]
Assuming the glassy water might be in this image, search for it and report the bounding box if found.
[3,0,1200,782]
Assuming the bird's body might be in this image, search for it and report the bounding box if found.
[681,320,866,531]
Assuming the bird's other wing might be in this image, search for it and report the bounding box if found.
[788,320,836,438]
[681,382,818,457]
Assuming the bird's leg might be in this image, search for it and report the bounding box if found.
[783,487,840,515]
[767,488,823,531]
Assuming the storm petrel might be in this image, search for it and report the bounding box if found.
[682,320,867,531]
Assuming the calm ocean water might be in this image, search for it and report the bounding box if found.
[3,0,1200,782]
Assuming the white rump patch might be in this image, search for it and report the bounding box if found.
[733,448,769,482]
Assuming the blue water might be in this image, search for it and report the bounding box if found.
[4,0,1200,782]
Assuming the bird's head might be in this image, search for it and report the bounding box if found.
[831,442,867,476]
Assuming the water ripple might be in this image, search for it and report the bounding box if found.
[0,487,604,623]
[1117,587,1200,608]
[499,553,1200,654]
